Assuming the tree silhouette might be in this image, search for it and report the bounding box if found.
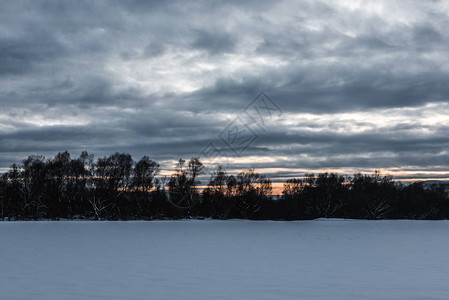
[0,151,448,221]
[168,157,204,209]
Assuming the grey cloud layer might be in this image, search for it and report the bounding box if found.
[1,0,449,179]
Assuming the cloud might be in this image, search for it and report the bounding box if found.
[1,0,449,181]
[191,29,236,55]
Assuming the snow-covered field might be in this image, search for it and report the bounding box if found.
[1,220,449,299]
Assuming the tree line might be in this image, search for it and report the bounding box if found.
[0,151,448,220]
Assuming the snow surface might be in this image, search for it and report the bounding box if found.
[1,219,449,299]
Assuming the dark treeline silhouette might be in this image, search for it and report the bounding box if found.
[0,151,448,220]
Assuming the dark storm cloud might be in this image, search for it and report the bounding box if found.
[1,0,449,180]
[0,34,65,76]
[191,30,236,55]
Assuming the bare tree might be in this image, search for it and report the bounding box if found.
[168,157,204,208]
[365,198,392,219]
[89,153,133,219]
[132,156,160,192]
[1,157,48,219]
[235,169,272,219]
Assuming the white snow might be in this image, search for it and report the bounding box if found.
[1,219,449,299]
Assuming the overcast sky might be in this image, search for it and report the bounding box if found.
[1,0,449,184]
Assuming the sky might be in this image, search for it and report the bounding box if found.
[1,0,449,187]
